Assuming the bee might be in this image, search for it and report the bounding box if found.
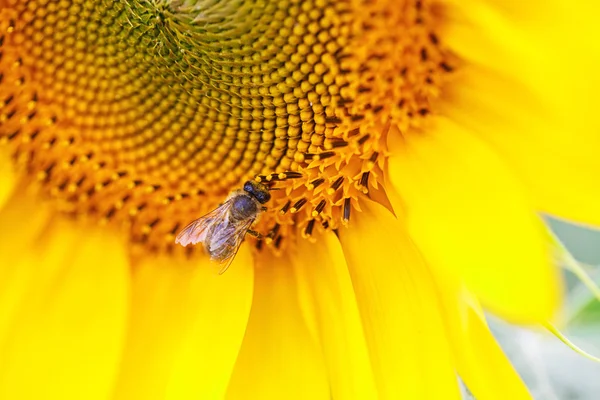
[175,180,271,274]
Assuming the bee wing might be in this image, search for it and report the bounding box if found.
[175,200,234,247]
[215,218,255,275]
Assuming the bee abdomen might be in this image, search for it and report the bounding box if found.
[208,236,237,260]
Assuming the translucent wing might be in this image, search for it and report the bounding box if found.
[175,200,234,247]
[212,217,255,275]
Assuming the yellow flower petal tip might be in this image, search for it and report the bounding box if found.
[445,286,533,400]
[386,117,562,323]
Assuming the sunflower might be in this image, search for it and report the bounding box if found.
[0,0,597,398]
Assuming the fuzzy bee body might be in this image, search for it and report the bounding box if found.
[175,181,271,273]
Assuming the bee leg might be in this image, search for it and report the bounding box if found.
[261,206,267,211]
[247,229,264,239]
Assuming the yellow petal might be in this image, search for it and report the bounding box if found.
[291,232,378,399]
[442,0,600,100]
[0,187,53,353]
[338,201,460,399]
[387,118,561,322]
[0,149,16,210]
[0,182,52,266]
[225,253,330,400]
[0,186,52,320]
[440,276,532,400]
[440,0,600,226]
[0,218,129,400]
[113,245,254,400]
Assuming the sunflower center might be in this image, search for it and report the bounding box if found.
[0,0,453,256]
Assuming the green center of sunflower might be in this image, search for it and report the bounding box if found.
[0,0,453,257]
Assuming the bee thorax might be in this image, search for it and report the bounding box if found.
[230,195,260,220]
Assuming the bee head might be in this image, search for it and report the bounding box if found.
[243,180,271,204]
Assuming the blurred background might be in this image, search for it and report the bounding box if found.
[462,219,600,399]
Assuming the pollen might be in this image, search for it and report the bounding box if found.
[0,0,454,257]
